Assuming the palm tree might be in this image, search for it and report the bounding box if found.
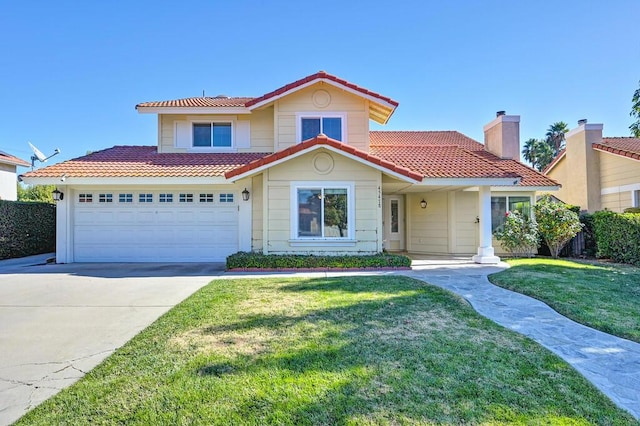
[522,138,553,172]
[545,121,569,156]
[521,138,538,166]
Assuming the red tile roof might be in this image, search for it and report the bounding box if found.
[544,136,640,174]
[136,72,399,124]
[370,130,484,151]
[21,131,558,188]
[136,97,253,109]
[225,134,423,181]
[244,71,399,109]
[0,151,30,167]
[21,146,269,178]
[369,145,518,179]
[371,131,558,187]
[595,137,640,160]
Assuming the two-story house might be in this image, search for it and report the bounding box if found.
[21,71,558,264]
[543,120,640,213]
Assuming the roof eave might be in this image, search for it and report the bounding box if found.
[543,151,566,174]
[490,185,561,192]
[0,159,30,167]
[19,176,233,186]
[245,78,397,123]
[418,177,523,186]
[136,106,251,115]
[226,143,420,184]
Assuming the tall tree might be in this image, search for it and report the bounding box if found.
[521,138,553,172]
[630,80,640,138]
[17,184,56,203]
[545,121,569,156]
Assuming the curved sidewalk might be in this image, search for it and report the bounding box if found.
[405,263,640,420]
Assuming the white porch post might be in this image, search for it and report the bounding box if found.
[472,186,500,264]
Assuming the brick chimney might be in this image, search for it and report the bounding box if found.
[483,111,521,160]
[565,119,603,212]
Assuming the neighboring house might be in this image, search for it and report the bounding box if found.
[543,120,640,212]
[0,151,30,201]
[21,71,558,264]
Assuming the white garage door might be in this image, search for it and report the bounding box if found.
[73,191,238,262]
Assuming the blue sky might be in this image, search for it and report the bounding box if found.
[1,1,638,167]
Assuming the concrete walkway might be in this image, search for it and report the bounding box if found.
[404,260,640,420]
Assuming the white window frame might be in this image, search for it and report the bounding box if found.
[491,195,533,232]
[119,193,133,203]
[179,193,194,203]
[290,181,355,245]
[190,118,235,151]
[296,112,347,143]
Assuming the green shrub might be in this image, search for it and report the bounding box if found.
[580,213,597,257]
[0,200,56,259]
[493,210,538,257]
[593,211,640,266]
[226,252,412,270]
[624,207,640,214]
[534,195,582,259]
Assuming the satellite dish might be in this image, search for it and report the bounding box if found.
[28,142,60,169]
[28,142,47,162]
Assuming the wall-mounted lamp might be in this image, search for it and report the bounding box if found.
[52,189,64,202]
[420,199,427,209]
[242,188,250,201]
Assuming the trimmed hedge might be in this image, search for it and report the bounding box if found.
[0,200,56,260]
[227,252,412,270]
[592,211,640,266]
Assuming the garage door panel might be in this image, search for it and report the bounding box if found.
[73,197,238,262]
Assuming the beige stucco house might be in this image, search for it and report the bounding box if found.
[544,120,640,212]
[0,151,30,201]
[21,71,558,264]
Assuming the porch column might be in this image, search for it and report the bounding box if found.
[472,186,500,264]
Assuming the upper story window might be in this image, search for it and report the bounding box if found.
[193,122,232,147]
[297,113,345,143]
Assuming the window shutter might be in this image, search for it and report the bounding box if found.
[175,121,191,148]
[235,120,251,149]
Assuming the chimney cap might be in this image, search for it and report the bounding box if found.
[496,111,506,117]
[578,119,587,125]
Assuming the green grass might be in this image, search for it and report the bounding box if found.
[18,276,637,425]
[490,258,640,343]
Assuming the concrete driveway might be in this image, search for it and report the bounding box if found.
[0,254,224,425]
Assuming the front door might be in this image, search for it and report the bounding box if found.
[383,196,405,251]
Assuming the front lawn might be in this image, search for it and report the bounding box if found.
[490,258,640,343]
[18,276,636,424]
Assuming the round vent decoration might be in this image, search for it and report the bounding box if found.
[312,89,331,108]
[312,152,334,175]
